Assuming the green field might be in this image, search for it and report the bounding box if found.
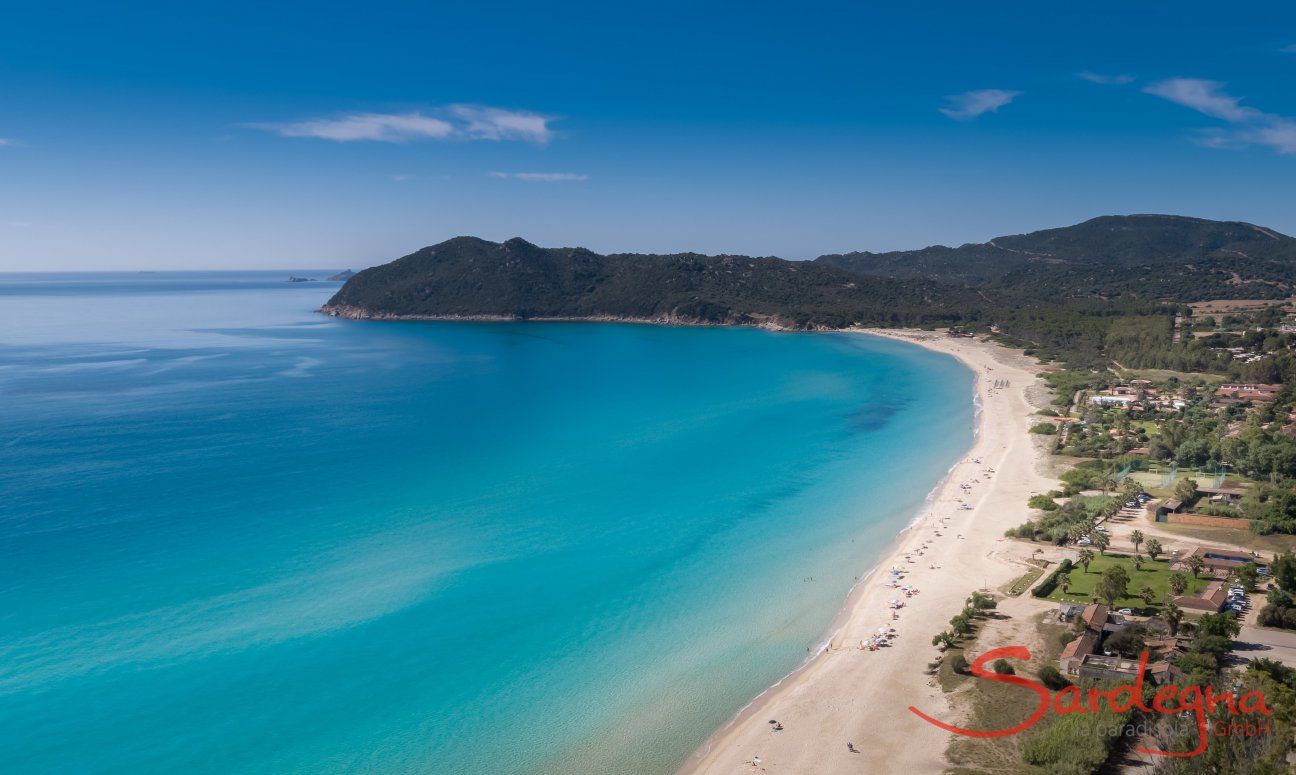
[1044,553,1208,612]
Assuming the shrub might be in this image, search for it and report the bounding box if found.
[992,658,1015,675]
[950,653,970,674]
[1030,422,1058,435]
[1037,665,1070,690]
[1032,559,1074,598]
[1028,494,1060,511]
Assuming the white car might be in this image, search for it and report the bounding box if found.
[1117,608,1134,615]
[1077,537,1093,546]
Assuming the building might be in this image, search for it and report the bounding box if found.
[1196,485,1247,506]
[1077,654,1142,682]
[1171,580,1228,612]
[1214,383,1282,402]
[1058,604,1128,675]
[1060,631,1101,675]
[1186,546,1258,573]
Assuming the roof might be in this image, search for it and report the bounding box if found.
[1172,581,1228,611]
[1060,632,1099,662]
[1189,546,1254,563]
[1196,486,1247,496]
[1081,603,1109,632]
[1161,498,1182,511]
[1078,653,1141,675]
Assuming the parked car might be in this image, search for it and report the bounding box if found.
[1117,608,1134,615]
[1077,537,1093,546]
[1124,500,1137,508]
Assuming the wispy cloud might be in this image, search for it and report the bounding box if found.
[249,112,454,142]
[1144,77,1296,155]
[0,138,16,147]
[489,171,588,182]
[939,89,1021,120]
[248,105,557,145]
[1282,43,1296,53]
[390,174,414,182]
[1076,71,1135,85]
[451,105,555,144]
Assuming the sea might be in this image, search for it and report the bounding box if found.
[0,271,974,774]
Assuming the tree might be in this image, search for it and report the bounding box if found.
[932,631,957,650]
[1140,586,1156,605]
[1098,471,1116,497]
[1133,554,1144,571]
[1078,548,1095,573]
[1146,538,1163,561]
[1187,555,1205,578]
[949,612,972,635]
[1169,572,1190,596]
[1272,552,1296,590]
[1198,611,1242,640]
[1164,601,1184,635]
[1059,572,1072,595]
[1131,529,1144,554]
[1175,477,1199,504]
[1236,562,1260,592]
[1096,565,1130,607]
[1091,531,1110,555]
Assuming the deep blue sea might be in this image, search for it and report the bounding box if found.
[0,272,973,774]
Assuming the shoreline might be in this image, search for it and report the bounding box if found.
[677,329,1052,775]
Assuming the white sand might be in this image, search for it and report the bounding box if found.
[677,330,1055,775]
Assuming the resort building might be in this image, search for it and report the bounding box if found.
[1214,383,1282,402]
[1185,546,1258,574]
[1171,580,1228,613]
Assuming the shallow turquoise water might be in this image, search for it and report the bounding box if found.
[0,272,973,773]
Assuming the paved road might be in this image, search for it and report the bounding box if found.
[1232,625,1296,667]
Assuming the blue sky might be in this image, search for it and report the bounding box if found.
[2,0,1295,270]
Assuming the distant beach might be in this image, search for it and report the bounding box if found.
[680,330,1053,775]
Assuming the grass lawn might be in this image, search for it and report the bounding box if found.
[1045,553,1208,612]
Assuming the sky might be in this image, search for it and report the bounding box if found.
[2,0,1296,270]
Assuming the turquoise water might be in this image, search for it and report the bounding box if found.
[0,272,973,774]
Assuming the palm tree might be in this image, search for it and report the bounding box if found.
[1133,554,1144,571]
[1097,471,1116,497]
[1146,538,1163,561]
[1169,572,1190,596]
[1140,586,1156,605]
[1091,531,1110,555]
[1186,555,1205,578]
[1131,529,1144,554]
[1059,573,1072,595]
[1164,601,1184,635]
[1078,548,1095,573]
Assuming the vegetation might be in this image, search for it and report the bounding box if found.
[1043,554,1205,611]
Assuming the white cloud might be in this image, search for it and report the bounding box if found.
[0,138,16,147]
[248,105,557,144]
[489,171,588,182]
[249,112,454,142]
[939,89,1021,120]
[1145,77,1296,155]
[1282,43,1296,53]
[1076,71,1135,85]
[1143,78,1262,123]
[451,105,556,144]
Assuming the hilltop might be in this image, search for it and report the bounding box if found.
[816,214,1296,301]
[322,236,980,330]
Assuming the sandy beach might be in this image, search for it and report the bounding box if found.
[678,330,1055,775]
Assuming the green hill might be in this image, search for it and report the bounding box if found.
[815,214,1296,301]
[323,236,981,329]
